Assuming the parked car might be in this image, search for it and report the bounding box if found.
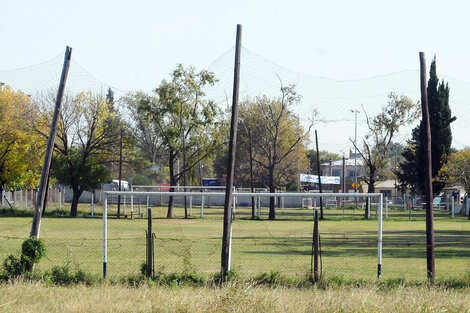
[102,180,131,191]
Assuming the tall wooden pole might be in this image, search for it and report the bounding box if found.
[315,130,324,220]
[311,206,319,282]
[221,24,242,275]
[30,46,72,238]
[146,208,153,278]
[249,129,255,219]
[420,52,435,281]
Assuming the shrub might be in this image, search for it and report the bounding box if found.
[2,237,46,279]
[46,263,94,285]
[21,238,46,272]
[211,269,239,285]
[3,255,25,277]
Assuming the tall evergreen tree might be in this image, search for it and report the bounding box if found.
[397,56,456,195]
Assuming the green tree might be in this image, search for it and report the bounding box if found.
[306,150,341,175]
[439,149,470,195]
[395,128,420,194]
[137,64,222,218]
[353,93,418,196]
[398,57,456,195]
[0,86,42,188]
[238,85,312,220]
[33,91,121,217]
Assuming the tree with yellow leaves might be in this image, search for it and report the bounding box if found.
[439,149,470,196]
[0,85,42,187]
[32,91,122,217]
[238,85,312,220]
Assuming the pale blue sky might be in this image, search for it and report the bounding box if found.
[2,0,470,153]
[1,0,470,91]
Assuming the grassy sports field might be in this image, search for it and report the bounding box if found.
[1,203,470,283]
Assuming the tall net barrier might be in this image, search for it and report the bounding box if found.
[1,47,470,282]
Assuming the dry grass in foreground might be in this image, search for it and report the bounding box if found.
[1,282,470,313]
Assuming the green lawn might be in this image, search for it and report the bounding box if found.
[1,203,469,282]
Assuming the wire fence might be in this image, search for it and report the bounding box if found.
[1,190,469,282]
[1,46,470,283]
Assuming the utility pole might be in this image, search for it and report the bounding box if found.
[221,24,242,276]
[315,130,324,220]
[420,52,435,281]
[30,46,72,238]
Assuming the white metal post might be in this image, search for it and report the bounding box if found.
[257,196,261,219]
[130,186,134,217]
[25,187,28,208]
[103,194,108,278]
[189,196,193,216]
[385,196,388,219]
[91,192,94,217]
[233,195,236,219]
[451,196,454,219]
[20,187,23,209]
[409,197,412,220]
[58,188,62,211]
[146,195,149,218]
[201,196,205,219]
[123,195,126,216]
[377,194,383,279]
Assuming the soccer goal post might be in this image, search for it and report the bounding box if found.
[101,191,383,279]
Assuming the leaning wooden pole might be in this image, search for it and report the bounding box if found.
[221,24,242,275]
[419,52,435,281]
[30,46,72,238]
[315,130,324,219]
[221,24,242,277]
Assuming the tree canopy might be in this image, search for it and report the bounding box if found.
[397,57,456,195]
[439,149,470,195]
[236,84,312,219]
[0,86,42,187]
[354,93,418,194]
[136,64,223,218]
[33,91,122,216]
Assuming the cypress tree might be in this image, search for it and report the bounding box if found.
[398,56,456,195]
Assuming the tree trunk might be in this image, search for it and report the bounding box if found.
[365,172,375,219]
[268,166,276,220]
[167,150,176,218]
[70,187,83,217]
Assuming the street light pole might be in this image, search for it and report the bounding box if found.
[351,109,360,209]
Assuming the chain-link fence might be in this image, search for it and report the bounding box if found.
[2,190,469,282]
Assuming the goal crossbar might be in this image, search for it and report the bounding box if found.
[102,191,383,280]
